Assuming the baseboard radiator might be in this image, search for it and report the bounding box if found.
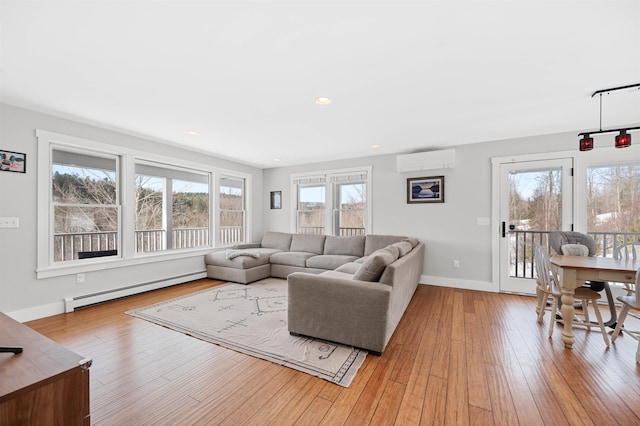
[63,271,207,313]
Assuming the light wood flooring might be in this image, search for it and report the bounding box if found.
[26,279,640,425]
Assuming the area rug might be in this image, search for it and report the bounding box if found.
[126,278,367,387]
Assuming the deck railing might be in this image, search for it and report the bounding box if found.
[54,231,119,262]
[298,226,366,236]
[220,226,243,245]
[54,226,246,261]
[508,230,640,278]
[59,227,634,268]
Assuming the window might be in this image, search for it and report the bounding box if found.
[219,176,245,245]
[586,161,640,254]
[332,173,367,236]
[135,162,210,253]
[37,130,252,277]
[51,149,120,262]
[297,181,326,235]
[292,167,371,236]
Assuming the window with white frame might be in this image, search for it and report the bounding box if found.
[585,161,640,254]
[292,167,371,236]
[295,176,326,235]
[135,162,210,253]
[37,130,252,276]
[51,148,120,262]
[219,175,245,245]
[332,172,368,236]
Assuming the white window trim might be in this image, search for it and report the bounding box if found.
[134,159,212,253]
[50,145,122,263]
[573,145,640,232]
[489,144,640,291]
[36,129,253,279]
[290,166,372,235]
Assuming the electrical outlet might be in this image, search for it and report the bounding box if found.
[76,273,85,284]
[453,260,460,269]
[0,217,19,228]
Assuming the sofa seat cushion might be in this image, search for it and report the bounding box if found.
[323,235,365,257]
[306,254,359,270]
[290,234,326,254]
[270,252,317,267]
[335,262,362,274]
[205,248,280,268]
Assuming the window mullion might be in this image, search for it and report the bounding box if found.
[165,178,172,250]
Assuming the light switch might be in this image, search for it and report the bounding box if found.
[0,217,19,228]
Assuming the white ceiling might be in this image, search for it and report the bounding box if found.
[2,1,639,169]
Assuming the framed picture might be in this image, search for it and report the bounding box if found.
[270,191,282,209]
[0,150,26,173]
[407,176,444,203]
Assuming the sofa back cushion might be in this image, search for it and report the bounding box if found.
[353,247,397,282]
[392,241,413,257]
[364,234,407,256]
[402,237,420,248]
[261,232,293,251]
[290,234,326,254]
[324,235,365,257]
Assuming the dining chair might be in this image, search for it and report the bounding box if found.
[611,267,640,362]
[549,231,617,327]
[533,243,610,347]
[614,242,640,295]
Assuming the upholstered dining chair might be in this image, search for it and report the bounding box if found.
[533,243,610,347]
[611,267,640,362]
[549,231,617,327]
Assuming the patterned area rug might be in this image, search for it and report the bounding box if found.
[127,278,367,387]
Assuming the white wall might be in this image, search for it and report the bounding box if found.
[0,101,588,321]
[0,104,264,321]
[263,132,580,290]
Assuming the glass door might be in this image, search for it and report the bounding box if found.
[499,158,573,294]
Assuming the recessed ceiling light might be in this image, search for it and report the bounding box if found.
[371,144,381,149]
[315,97,331,105]
[273,158,281,162]
[187,131,200,136]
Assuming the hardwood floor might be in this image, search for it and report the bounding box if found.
[26,280,640,425]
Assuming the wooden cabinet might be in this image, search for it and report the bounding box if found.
[0,312,91,425]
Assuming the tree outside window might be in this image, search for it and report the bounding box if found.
[219,176,245,245]
[52,150,119,262]
[135,164,210,252]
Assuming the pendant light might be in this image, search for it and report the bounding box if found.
[578,83,640,151]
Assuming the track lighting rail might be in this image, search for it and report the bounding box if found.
[591,83,640,98]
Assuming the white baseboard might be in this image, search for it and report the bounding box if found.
[5,302,66,323]
[419,274,496,293]
[7,271,207,323]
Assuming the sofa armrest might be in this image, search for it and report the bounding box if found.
[287,272,392,352]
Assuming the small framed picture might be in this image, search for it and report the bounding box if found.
[0,150,26,173]
[270,191,282,209]
[407,176,444,203]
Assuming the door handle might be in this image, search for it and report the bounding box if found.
[501,221,506,238]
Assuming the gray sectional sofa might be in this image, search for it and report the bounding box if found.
[204,231,425,354]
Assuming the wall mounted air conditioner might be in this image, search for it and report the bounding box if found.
[396,148,456,172]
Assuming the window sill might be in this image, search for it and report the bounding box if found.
[36,247,216,279]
